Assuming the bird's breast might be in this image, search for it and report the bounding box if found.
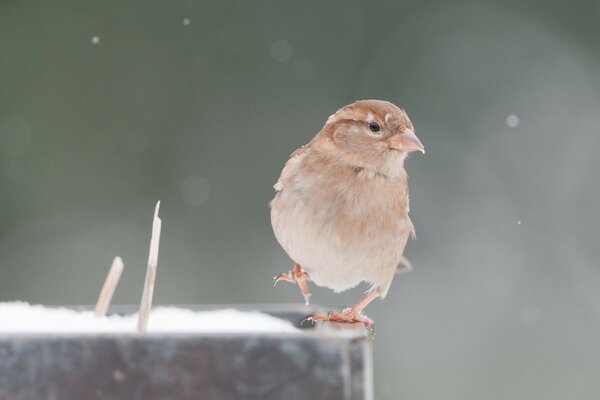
[271,164,412,291]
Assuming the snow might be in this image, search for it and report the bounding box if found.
[180,175,210,206]
[0,302,299,334]
[271,39,292,63]
[506,114,520,128]
[520,304,541,325]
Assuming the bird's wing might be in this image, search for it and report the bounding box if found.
[273,144,310,193]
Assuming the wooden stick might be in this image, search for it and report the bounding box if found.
[137,201,162,332]
[94,256,124,317]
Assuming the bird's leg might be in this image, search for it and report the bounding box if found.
[306,289,381,333]
[273,264,312,305]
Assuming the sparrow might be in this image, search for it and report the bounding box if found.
[270,99,424,330]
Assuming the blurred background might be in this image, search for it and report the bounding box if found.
[1,0,600,398]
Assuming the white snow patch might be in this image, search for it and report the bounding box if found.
[0,302,299,334]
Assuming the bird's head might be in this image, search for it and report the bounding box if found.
[317,100,424,175]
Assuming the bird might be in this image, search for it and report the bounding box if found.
[270,99,424,330]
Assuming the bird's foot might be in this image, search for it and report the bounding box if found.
[304,308,375,336]
[273,264,312,305]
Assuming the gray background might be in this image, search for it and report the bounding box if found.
[1,1,600,398]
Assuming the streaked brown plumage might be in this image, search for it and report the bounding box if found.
[270,99,424,330]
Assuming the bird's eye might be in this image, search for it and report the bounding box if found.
[368,122,381,133]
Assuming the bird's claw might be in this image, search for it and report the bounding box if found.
[273,264,312,305]
[303,310,375,337]
[273,271,294,286]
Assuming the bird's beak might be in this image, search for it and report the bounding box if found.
[386,129,425,154]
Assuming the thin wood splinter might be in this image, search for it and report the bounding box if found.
[137,201,162,332]
[94,256,124,317]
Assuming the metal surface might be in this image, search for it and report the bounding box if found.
[0,305,372,400]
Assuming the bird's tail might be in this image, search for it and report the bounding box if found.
[396,255,413,274]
